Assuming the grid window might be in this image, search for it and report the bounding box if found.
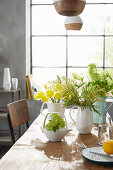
[31,0,113,87]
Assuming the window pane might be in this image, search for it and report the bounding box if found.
[32,68,66,86]
[105,5,113,35]
[32,37,66,67]
[32,5,66,35]
[105,37,113,67]
[68,4,104,35]
[32,0,53,4]
[68,37,103,67]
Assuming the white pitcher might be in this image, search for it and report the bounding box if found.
[69,106,93,134]
[40,102,65,118]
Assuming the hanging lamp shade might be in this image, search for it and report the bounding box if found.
[53,0,86,16]
[64,16,83,30]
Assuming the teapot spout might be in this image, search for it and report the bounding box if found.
[63,129,72,136]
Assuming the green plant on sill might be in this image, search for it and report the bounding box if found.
[45,113,66,133]
[88,63,113,97]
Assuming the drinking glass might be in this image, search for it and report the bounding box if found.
[98,124,112,145]
[12,78,18,90]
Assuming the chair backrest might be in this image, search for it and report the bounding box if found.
[7,99,30,129]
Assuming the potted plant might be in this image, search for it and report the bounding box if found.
[61,73,101,134]
[43,113,71,142]
[88,63,113,124]
[34,76,66,118]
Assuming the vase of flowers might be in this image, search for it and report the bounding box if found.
[34,76,66,118]
[88,63,113,124]
[62,73,101,134]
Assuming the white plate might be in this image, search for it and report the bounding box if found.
[82,146,113,165]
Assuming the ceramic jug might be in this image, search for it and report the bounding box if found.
[40,102,65,118]
[69,106,93,134]
[93,96,113,124]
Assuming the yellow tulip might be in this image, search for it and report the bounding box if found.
[44,84,47,89]
[36,91,45,99]
[46,89,54,98]
[41,95,49,102]
[55,92,62,100]
[33,95,38,100]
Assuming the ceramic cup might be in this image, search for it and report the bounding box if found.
[12,78,18,90]
[98,124,112,145]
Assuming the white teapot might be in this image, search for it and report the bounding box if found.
[42,112,71,142]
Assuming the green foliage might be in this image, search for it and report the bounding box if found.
[62,74,101,114]
[45,113,66,132]
[88,63,113,97]
[61,64,113,113]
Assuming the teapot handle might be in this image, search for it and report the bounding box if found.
[43,113,50,129]
[40,102,46,117]
[106,96,113,112]
[69,106,78,124]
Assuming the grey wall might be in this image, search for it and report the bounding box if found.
[0,0,26,100]
[0,0,42,130]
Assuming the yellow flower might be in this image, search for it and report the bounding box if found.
[41,95,49,102]
[34,91,49,102]
[33,95,38,100]
[46,89,54,98]
[55,92,62,100]
[44,84,47,89]
[36,91,45,99]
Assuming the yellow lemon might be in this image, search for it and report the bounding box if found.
[103,140,113,155]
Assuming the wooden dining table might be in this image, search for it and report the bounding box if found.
[0,109,113,170]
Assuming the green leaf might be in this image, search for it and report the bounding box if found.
[53,124,60,132]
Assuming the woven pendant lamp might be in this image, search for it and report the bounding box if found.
[53,0,86,16]
[64,16,83,30]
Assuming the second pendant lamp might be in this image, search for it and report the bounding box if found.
[64,16,83,30]
[53,0,86,16]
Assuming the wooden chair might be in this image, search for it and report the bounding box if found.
[7,99,30,144]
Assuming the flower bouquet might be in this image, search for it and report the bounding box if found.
[34,76,66,117]
[62,73,101,113]
[34,75,64,103]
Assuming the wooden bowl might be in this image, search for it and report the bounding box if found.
[53,0,86,16]
[64,16,83,30]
